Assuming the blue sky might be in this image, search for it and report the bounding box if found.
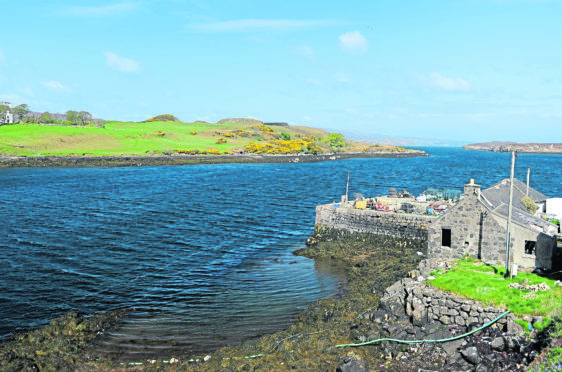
[1,0,561,144]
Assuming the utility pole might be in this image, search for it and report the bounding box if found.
[526,168,530,196]
[345,170,350,203]
[505,151,516,277]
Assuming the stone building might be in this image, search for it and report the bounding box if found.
[428,179,558,270]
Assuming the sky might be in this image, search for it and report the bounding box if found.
[1,0,561,144]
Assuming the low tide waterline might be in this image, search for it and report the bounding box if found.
[1,147,561,359]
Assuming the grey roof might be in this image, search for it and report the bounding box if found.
[481,178,548,213]
[492,203,555,233]
[480,178,555,234]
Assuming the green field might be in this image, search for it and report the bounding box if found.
[0,120,405,157]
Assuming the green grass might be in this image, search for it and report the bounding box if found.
[0,120,416,157]
[427,256,562,318]
[0,121,259,156]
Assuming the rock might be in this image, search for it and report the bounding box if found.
[336,353,367,372]
[412,308,427,326]
[455,316,466,326]
[170,357,178,364]
[491,337,505,351]
[506,320,524,336]
[475,363,488,372]
[461,346,481,365]
[370,310,386,323]
[204,355,211,362]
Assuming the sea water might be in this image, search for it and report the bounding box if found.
[1,147,561,357]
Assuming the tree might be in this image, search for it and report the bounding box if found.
[78,111,92,125]
[39,112,54,124]
[13,104,29,121]
[66,110,79,124]
[328,133,346,149]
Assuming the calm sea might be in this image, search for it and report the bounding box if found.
[1,147,561,358]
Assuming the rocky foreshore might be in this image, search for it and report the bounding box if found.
[1,233,557,371]
[0,151,427,169]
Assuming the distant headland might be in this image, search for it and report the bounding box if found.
[464,141,562,154]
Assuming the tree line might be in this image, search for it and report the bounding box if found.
[0,103,99,126]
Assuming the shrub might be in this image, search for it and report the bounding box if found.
[257,125,274,134]
[157,130,166,137]
[521,196,538,214]
[279,132,291,140]
[216,138,227,144]
[224,132,233,137]
[207,149,222,155]
[175,149,200,155]
[190,130,197,135]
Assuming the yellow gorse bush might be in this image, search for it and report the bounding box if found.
[244,139,315,154]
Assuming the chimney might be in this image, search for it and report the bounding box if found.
[464,178,481,197]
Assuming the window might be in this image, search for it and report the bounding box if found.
[524,240,536,255]
[442,228,451,247]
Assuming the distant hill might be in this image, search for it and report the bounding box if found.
[142,114,179,122]
[464,142,562,154]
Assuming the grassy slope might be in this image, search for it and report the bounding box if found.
[0,121,408,156]
[428,257,562,318]
[428,257,562,372]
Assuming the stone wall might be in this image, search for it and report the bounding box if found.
[314,204,432,241]
[427,193,507,264]
[428,193,557,269]
[378,263,514,331]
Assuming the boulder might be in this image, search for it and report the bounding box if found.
[336,353,367,372]
[461,346,481,365]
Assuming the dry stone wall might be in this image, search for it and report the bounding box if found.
[314,204,432,241]
[377,259,518,336]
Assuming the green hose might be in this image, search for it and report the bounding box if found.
[336,310,510,348]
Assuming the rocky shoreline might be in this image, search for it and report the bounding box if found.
[0,151,427,169]
[1,231,557,371]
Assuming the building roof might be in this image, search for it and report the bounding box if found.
[480,178,555,234]
[481,178,548,213]
[492,203,556,233]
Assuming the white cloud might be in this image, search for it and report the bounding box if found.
[423,73,471,91]
[339,31,368,53]
[105,52,141,72]
[295,45,314,57]
[190,19,339,32]
[336,73,352,83]
[59,2,138,16]
[41,81,69,91]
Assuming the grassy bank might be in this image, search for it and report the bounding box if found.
[428,256,562,371]
[0,120,414,157]
[428,256,562,320]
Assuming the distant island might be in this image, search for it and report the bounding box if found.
[464,141,562,154]
[0,111,427,167]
